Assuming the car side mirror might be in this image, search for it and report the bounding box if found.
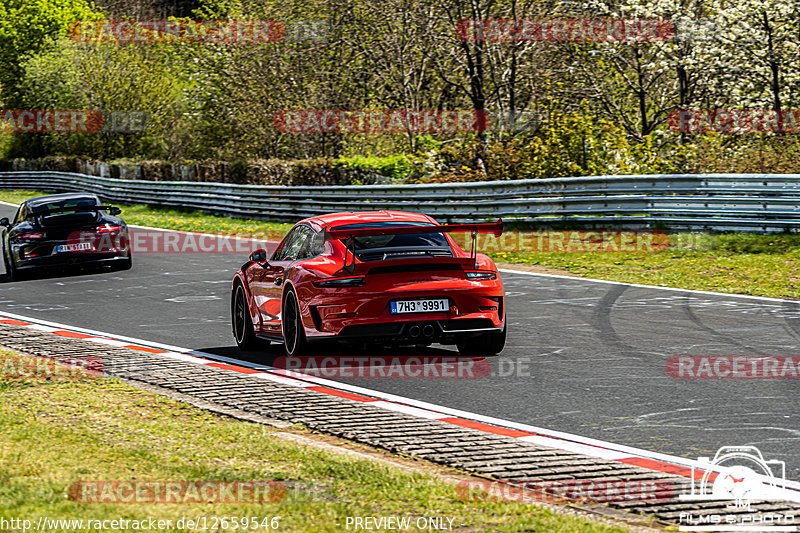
[109,207,121,216]
[249,248,267,263]
[0,218,8,227]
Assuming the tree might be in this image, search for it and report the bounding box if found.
[0,0,100,105]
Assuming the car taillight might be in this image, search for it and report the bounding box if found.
[17,232,44,240]
[465,270,496,280]
[313,275,366,287]
[97,224,124,233]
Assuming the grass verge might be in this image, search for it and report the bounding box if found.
[491,231,800,299]
[0,189,796,299]
[0,348,628,532]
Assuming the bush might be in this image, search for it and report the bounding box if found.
[410,113,678,183]
[336,154,412,182]
[676,134,800,174]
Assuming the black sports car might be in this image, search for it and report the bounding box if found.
[1,193,132,280]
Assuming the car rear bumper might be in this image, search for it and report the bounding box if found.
[11,234,130,270]
[13,250,130,270]
[303,280,504,344]
[331,317,503,344]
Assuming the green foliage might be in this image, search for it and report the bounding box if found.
[336,154,412,181]
[0,0,100,105]
[675,133,800,174]
[412,113,677,182]
[7,36,189,160]
[4,0,800,181]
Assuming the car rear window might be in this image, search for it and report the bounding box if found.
[30,197,99,214]
[331,222,450,250]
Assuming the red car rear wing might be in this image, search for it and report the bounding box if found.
[322,219,503,273]
[322,219,503,241]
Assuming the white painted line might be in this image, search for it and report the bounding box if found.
[0,309,209,353]
[517,435,630,461]
[499,267,799,304]
[25,324,59,332]
[368,401,449,420]
[85,338,130,347]
[160,352,213,364]
[250,373,315,387]
[4,308,800,493]
[230,369,800,492]
[0,189,790,303]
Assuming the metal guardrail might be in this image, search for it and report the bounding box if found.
[0,171,798,232]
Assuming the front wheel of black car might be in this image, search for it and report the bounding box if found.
[232,283,261,350]
[457,323,507,355]
[282,288,310,357]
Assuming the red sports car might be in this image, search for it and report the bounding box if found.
[231,210,506,357]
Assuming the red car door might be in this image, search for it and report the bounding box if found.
[249,225,314,335]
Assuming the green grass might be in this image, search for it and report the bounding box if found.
[490,232,800,299]
[0,189,796,298]
[0,349,628,532]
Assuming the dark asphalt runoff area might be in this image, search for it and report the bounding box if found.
[1,204,799,477]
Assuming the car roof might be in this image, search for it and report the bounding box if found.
[25,193,100,208]
[304,210,437,229]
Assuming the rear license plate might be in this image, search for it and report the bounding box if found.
[55,242,92,253]
[391,299,449,314]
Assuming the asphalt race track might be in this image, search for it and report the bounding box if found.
[2,204,799,478]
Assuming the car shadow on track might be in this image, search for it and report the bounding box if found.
[197,343,459,365]
[195,343,496,381]
[0,263,128,283]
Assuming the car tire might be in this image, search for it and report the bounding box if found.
[120,254,132,270]
[282,287,310,357]
[232,283,263,350]
[457,322,507,356]
[3,243,17,282]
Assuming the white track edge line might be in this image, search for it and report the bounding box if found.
[499,268,799,304]
[1,197,788,303]
[4,308,800,493]
[0,198,281,244]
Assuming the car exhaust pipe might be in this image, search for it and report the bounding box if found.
[408,325,421,339]
[422,324,434,338]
